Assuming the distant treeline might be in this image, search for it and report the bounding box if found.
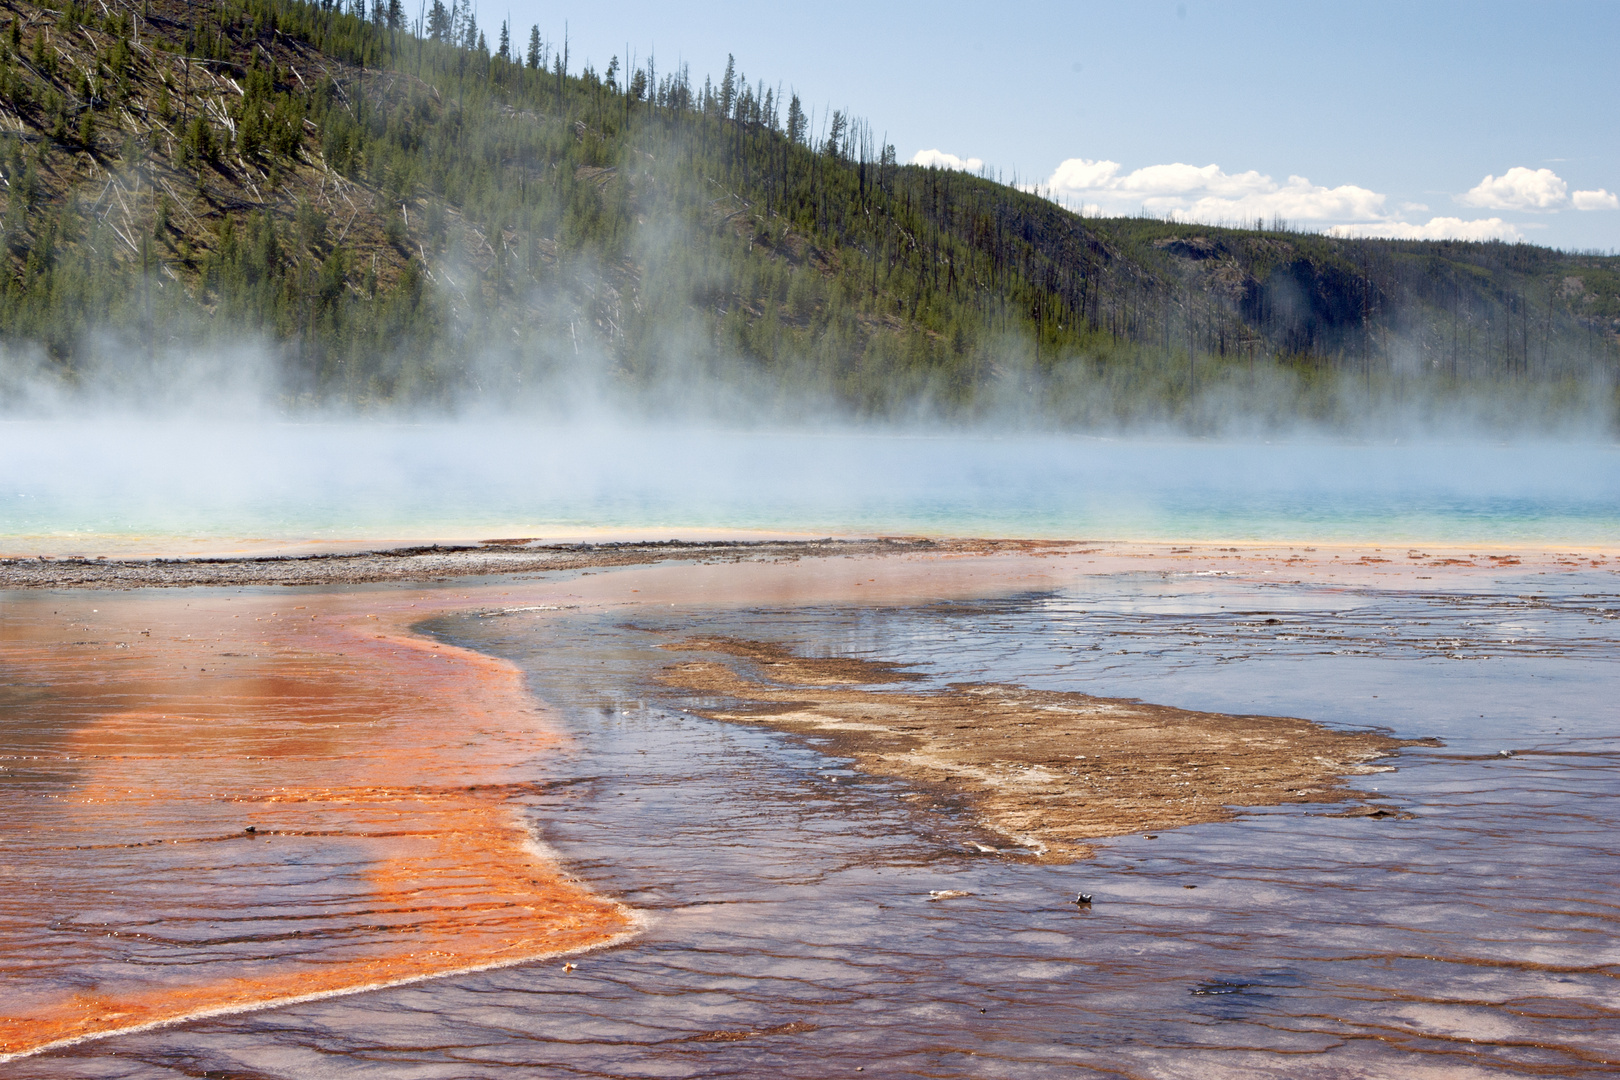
[0,0,1616,425]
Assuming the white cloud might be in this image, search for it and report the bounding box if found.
[1329,217,1524,242]
[1459,167,1569,211]
[911,149,984,173]
[1457,167,1617,212]
[1572,188,1620,211]
[1041,157,1388,224]
[1033,153,1606,240]
[1048,157,1124,191]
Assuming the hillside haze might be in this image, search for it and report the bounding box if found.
[0,0,1617,428]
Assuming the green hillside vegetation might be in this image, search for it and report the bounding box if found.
[0,0,1617,424]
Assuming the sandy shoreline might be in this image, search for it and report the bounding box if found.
[0,537,955,588]
[1,535,1613,591]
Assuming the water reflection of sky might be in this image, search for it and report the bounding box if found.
[33,571,1616,1078]
[3,421,1618,546]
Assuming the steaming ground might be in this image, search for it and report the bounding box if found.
[2,419,1619,555]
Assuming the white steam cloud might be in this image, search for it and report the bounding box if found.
[4,418,1616,558]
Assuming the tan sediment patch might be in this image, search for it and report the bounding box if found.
[659,638,1431,863]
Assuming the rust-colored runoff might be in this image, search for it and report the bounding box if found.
[0,592,634,1059]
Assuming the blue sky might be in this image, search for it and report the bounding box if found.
[488,0,1619,250]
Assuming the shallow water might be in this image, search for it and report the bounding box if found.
[4,421,1619,549]
[0,591,633,1058]
[18,569,1617,1077]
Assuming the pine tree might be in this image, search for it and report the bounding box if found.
[496,20,509,62]
[786,92,805,144]
[718,53,735,120]
[525,25,540,68]
[825,110,846,158]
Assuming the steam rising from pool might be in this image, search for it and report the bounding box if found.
[1,419,1616,552]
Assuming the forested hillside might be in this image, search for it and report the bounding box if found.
[0,0,1616,425]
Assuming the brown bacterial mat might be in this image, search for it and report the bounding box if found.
[659,637,1433,862]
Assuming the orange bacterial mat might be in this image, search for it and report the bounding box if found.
[0,588,635,1059]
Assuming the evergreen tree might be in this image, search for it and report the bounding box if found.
[786,92,805,144]
[825,110,846,158]
[718,53,735,119]
[525,25,540,68]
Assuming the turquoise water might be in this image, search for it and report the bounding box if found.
[2,420,1617,549]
